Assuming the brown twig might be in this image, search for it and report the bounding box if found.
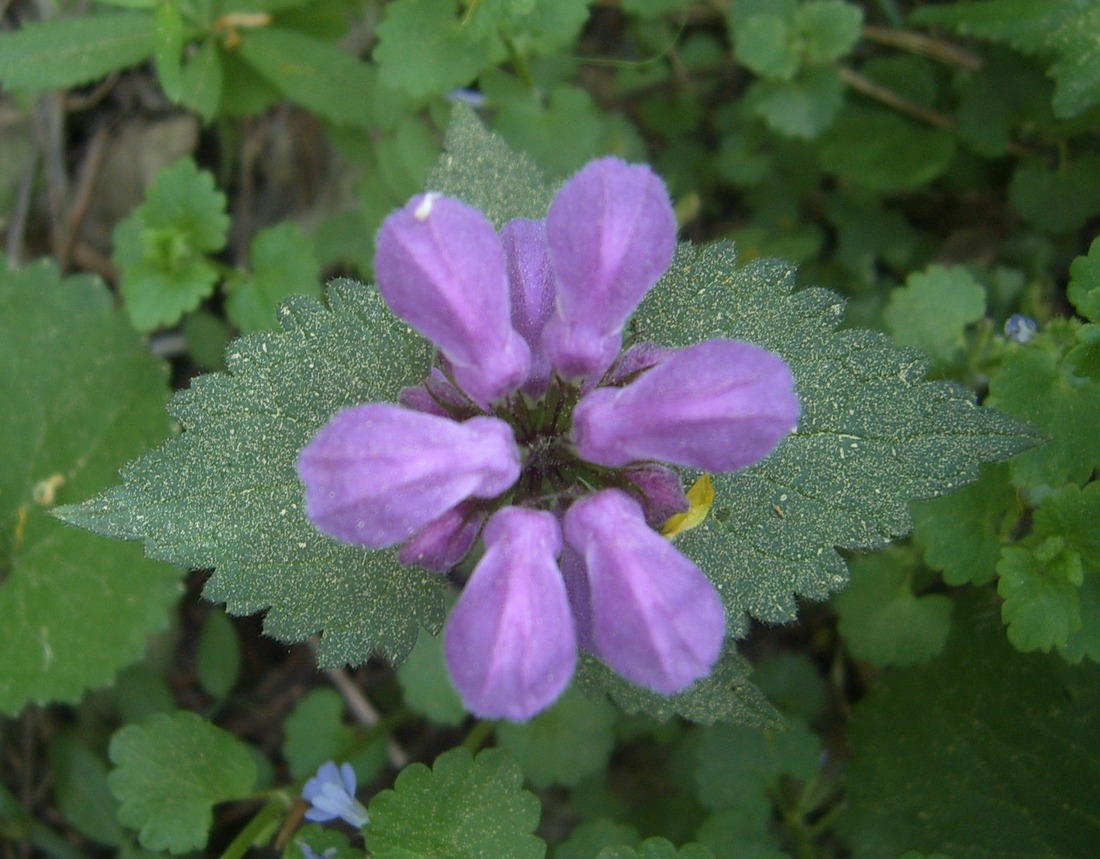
[862,24,984,71]
[324,666,409,769]
[31,91,69,263]
[58,124,108,271]
[5,147,38,268]
[838,65,956,131]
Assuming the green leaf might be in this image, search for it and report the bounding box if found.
[883,264,986,365]
[495,686,617,788]
[998,539,1082,653]
[632,245,1037,627]
[1009,154,1100,234]
[225,222,321,333]
[834,548,953,666]
[818,106,956,191]
[1061,572,1100,663]
[911,0,1100,118]
[365,748,544,859]
[987,331,1100,487]
[1067,236,1100,322]
[396,627,467,727]
[796,0,863,64]
[841,598,1100,857]
[598,838,716,859]
[49,735,125,847]
[733,14,802,81]
[56,279,443,668]
[1034,481,1100,568]
[749,653,827,722]
[152,2,185,102]
[557,820,641,859]
[237,27,374,127]
[108,711,258,854]
[0,12,155,91]
[0,261,181,714]
[179,39,224,123]
[500,0,592,55]
[912,462,1016,586]
[695,808,790,859]
[747,66,845,140]
[282,688,389,782]
[374,0,506,99]
[693,717,820,814]
[427,104,553,226]
[575,649,782,728]
[113,158,230,331]
[195,608,240,699]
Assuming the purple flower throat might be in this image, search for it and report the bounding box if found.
[297,157,800,721]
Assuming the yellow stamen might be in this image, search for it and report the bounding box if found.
[662,474,714,539]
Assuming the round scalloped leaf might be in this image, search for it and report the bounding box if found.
[0,260,181,715]
[366,748,544,859]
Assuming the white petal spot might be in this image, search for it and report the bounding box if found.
[415,192,442,221]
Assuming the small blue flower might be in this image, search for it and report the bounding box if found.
[1005,314,1039,344]
[302,762,369,828]
[299,844,337,859]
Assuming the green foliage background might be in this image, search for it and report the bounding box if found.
[1,1,1099,857]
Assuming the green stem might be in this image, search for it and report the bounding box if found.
[462,719,496,753]
[218,795,289,859]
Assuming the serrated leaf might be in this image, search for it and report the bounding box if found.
[733,14,802,81]
[495,686,617,788]
[1067,236,1100,322]
[0,261,181,714]
[0,12,154,91]
[195,608,240,699]
[365,748,544,859]
[834,548,953,666]
[56,279,444,668]
[108,711,257,854]
[883,264,986,366]
[575,649,782,728]
[557,820,642,859]
[113,158,230,331]
[237,27,374,127]
[912,462,1016,586]
[841,598,1100,857]
[374,0,505,99]
[225,222,321,333]
[427,103,553,226]
[631,245,1038,626]
[987,331,1100,487]
[598,838,716,859]
[911,0,1100,118]
[998,540,1082,652]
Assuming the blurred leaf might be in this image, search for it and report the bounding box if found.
[841,599,1100,857]
[195,608,240,699]
[747,66,844,140]
[695,808,790,859]
[375,0,505,99]
[0,261,180,714]
[733,14,801,81]
[396,627,467,727]
[179,39,224,123]
[366,748,544,859]
[495,686,617,788]
[912,0,1100,118]
[0,12,154,91]
[109,711,257,854]
[152,2,184,101]
[598,838,716,859]
[49,735,125,847]
[225,222,321,333]
[818,106,956,191]
[912,462,1016,586]
[797,0,863,63]
[1009,154,1100,234]
[749,653,827,723]
[835,548,953,666]
[113,158,230,331]
[282,688,388,782]
[883,264,986,365]
[998,538,1082,653]
[237,27,374,127]
[182,309,231,371]
[1067,236,1100,322]
[557,820,642,859]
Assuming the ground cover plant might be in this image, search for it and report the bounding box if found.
[1,1,1098,857]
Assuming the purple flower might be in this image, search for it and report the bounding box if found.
[302,761,369,828]
[297,156,800,721]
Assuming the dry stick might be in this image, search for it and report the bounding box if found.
[324,666,409,768]
[58,124,109,272]
[32,91,69,263]
[862,24,984,71]
[5,147,38,268]
[838,65,956,131]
